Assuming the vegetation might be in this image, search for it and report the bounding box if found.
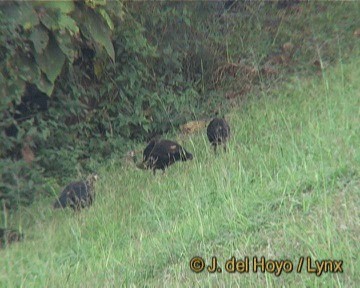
[0,0,121,208]
[1,51,359,287]
[0,1,359,286]
[1,1,359,210]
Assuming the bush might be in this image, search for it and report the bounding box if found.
[2,1,358,209]
[0,1,225,209]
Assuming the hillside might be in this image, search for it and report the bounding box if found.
[1,55,359,286]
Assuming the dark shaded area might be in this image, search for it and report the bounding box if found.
[5,83,49,139]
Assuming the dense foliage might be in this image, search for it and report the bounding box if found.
[1,1,359,209]
[1,0,121,208]
[0,1,225,209]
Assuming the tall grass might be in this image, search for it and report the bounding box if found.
[1,52,359,287]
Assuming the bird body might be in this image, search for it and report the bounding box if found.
[207,117,230,153]
[143,137,159,163]
[53,173,99,211]
[142,139,193,175]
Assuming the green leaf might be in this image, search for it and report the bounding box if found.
[13,54,41,84]
[36,73,54,96]
[75,8,115,62]
[35,36,65,83]
[99,8,114,30]
[32,1,75,14]
[85,0,107,9]
[39,9,59,31]
[29,26,49,54]
[1,2,39,30]
[55,30,76,63]
[58,14,79,36]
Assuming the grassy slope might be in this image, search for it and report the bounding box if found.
[1,59,360,286]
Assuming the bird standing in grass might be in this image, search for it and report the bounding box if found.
[207,117,231,153]
[53,173,99,211]
[140,139,193,175]
[0,228,23,249]
[143,136,159,163]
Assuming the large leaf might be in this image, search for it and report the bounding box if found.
[9,54,54,96]
[36,6,79,63]
[29,25,49,54]
[106,1,125,21]
[99,8,114,30]
[39,9,59,31]
[13,54,41,84]
[58,13,79,36]
[74,8,115,62]
[84,0,107,9]
[36,73,54,96]
[35,36,65,83]
[32,1,75,14]
[55,30,77,63]
[1,2,39,30]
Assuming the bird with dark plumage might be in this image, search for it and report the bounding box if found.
[143,137,159,163]
[207,117,231,153]
[141,139,193,175]
[0,228,24,249]
[53,173,99,211]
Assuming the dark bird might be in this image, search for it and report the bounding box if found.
[53,173,99,211]
[143,137,159,163]
[0,228,24,249]
[131,136,159,170]
[207,117,231,153]
[141,139,193,175]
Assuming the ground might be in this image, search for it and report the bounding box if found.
[1,54,359,287]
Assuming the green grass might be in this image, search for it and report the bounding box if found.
[1,53,359,287]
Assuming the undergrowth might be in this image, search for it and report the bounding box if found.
[1,50,359,287]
